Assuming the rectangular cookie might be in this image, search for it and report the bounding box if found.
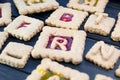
[13,0,59,15]
[84,12,115,36]
[4,15,44,41]
[0,3,12,26]
[46,6,88,30]
[85,41,120,70]
[95,74,113,80]
[115,65,120,77]
[67,0,109,13]
[0,32,9,49]
[31,26,87,64]
[26,58,89,80]
[0,42,33,68]
[111,13,120,41]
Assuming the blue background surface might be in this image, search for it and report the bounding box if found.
[0,0,120,80]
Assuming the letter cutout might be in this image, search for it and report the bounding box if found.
[95,13,108,24]
[50,37,67,51]
[84,0,97,6]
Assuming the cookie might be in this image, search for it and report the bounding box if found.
[31,26,86,64]
[0,32,9,49]
[111,13,120,41]
[4,15,44,41]
[13,0,59,15]
[45,6,88,30]
[67,0,109,13]
[0,42,33,68]
[0,3,12,26]
[26,58,89,80]
[85,41,120,70]
[84,12,115,36]
[115,65,120,77]
[95,74,113,80]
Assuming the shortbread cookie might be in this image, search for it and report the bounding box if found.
[67,0,109,13]
[95,74,113,80]
[0,42,33,68]
[32,26,86,64]
[85,41,120,70]
[111,13,120,41]
[84,13,115,36]
[4,15,44,41]
[26,58,89,80]
[13,0,59,15]
[45,6,88,30]
[115,65,120,77]
[0,3,12,26]
[0,32,9,49]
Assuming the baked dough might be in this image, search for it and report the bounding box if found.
[26,58,89,80]
[32,26,87,64]
[4,15,44,41]
[0,3,12,26]
[13,0,59,15]
[46,6,88,30]
[84,12,115,36]
[0,42,33,68]
[67,0,109,13]
[85,41,120,69]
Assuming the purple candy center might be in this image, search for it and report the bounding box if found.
[17,22,30,29]
[0,9,2,18]
[46,35,73,51]
[60,13,73,22]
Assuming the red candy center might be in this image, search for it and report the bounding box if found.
[60,13,73,22]
[17,22,30,29]
[0,9,2,18]
[46,35,73,51]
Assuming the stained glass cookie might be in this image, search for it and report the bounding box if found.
[67,0,109,13]
[95,74,113,80]
[115,65,120,77]
[0,42,33,68]
[4,15,44,41]
[84,13,115,36]
[111,13,120,41]
[26,58,89,80]
[45,6,88,30]
[0,32,9,49]
[31,26,87,64]
[85,41,120,70]
[13,0,59,15]
[0,3,12,26]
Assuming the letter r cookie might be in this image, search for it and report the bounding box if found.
[31,26,87,64]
